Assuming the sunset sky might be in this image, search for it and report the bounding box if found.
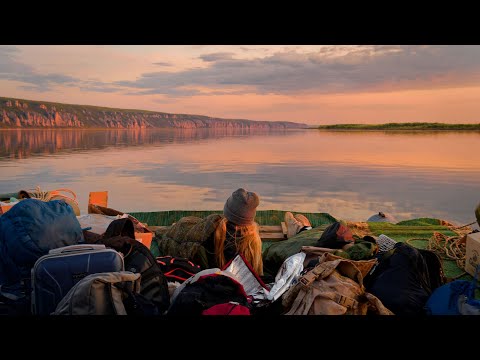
[1,45,480,125]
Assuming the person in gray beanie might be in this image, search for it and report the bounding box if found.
[156,188,263,276]
[212,188,263,275]
[223,188,260,226]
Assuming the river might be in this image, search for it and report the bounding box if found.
[0,128,479,226]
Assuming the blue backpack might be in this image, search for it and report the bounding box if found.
[0,199,83,300]
[425,265,480,315]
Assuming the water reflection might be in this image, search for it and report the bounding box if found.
[0,128,295,160]
[0,128,479,226]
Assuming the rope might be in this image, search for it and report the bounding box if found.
[405,222,475,280]
[28,186,77,203]
[405,237,431,247]
[48,188,78,203]
[28,186,80,215]
[450,220,477,230]
[29,186,52,201]
[428,231,467,269]
[406,221,473,266]
[435,222,475,277]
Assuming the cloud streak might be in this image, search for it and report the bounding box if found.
[113,46,480,96]
[199,52,235,62]
[152,61,173,67]
[0,46,119,92]
[2,45,480,102]
[0,46,34,74]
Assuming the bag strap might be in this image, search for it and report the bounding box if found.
[298,257,341,289]
[331,292,359,309]
[285,287,308,315]
[106,283,120,315]
[110,280,137,315]
[286,287,359,314]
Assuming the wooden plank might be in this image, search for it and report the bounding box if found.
[149,225,284,233]
[149,223,282,233]
[148,224,286,242]
[259,232,285,240]
[259,225,282,232]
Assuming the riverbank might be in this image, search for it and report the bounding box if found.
[313,122,480,131]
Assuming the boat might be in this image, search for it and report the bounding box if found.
[0,190,475,281]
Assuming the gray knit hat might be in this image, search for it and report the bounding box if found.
[223,188,260,226]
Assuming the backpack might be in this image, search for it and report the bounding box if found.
[282,252,393,315]
[425,265,480,315]
[0,199,83,300]
[98,218,170,314]
[155,214,223,270]
[417,248,446,290]
[167,269,251,315]
[364,242,445,315]
[53,271,157,315]
[156,256,202,283]
[315,221,354,249]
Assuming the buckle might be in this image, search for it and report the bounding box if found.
[335,294,357,309]
[337,295,348,305]
[299,272,317,289]
[299,264,329,289]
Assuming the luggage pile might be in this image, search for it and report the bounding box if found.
[1,191,479,316]
[0,196,170,316]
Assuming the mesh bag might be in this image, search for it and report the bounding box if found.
[376,234,397,253]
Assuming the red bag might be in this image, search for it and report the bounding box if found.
[202,302,251,315]
[167,271,251,315]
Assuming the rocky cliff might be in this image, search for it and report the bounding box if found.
[0,97,307,129]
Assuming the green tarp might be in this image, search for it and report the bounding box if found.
[131,210,470,281]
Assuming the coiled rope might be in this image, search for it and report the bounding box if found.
[28,186,80,215]
[405,220,475,280]
[28,186,77,203]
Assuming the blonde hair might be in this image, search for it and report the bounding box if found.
[214,217,263,275]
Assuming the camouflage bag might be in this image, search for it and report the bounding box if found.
[282,253,393,315]
[155,214,223,269]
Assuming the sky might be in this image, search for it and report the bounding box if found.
[1,45,480,125]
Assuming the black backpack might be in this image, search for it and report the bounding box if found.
[364,242,445,315]
[99,218,170,314]
[156,256,202,283]
[417,248,446,290]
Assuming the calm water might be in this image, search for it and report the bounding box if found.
[1,128,479,226]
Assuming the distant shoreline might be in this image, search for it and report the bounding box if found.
[0,127,303,131]
[312,123,480,131]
